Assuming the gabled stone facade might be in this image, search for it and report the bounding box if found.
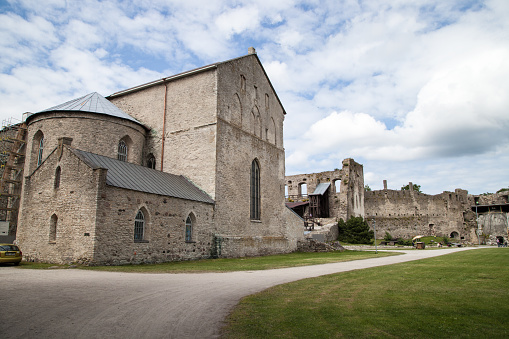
[15,50,304,265]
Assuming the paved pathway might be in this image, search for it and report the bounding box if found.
[0,247,477,338]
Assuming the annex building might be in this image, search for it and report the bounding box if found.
[1,48,304,265]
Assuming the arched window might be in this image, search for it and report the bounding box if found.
[185,215,193,242]
[54,166,61,189]
[37,136,44,166]
[118,140,128,162]
[147,154,156,169]
[49,214,57,242]
[299,183,307,197]
[250,159,261,220]
[134,210,145,241]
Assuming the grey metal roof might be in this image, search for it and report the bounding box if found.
[34,92,142,125]
[72,149,214,204]
[310,182,331,196]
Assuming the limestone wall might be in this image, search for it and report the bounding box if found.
[109,69,219,198]
[17,146,99,264]
[285,158,365,221]
[94,184,215,265]
[25,112,146,174]
[365,186,476,241]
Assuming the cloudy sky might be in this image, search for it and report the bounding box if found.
[1,0,508,195]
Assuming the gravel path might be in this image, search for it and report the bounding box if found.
[0,247,477,338]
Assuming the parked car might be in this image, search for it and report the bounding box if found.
[0,244,22,265]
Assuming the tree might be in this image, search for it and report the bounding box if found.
[401,183,422,193]
[337,217,374,244]
[364,185,372,191]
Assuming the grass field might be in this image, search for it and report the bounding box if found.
[222,248,509,338]
[16,250,398,272]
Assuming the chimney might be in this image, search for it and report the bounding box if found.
[383,180,387,190]
[409,182,413,191]
[57,137,73,159]
[248,47,256,55]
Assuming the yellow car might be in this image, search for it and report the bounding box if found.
[0,244,22,265]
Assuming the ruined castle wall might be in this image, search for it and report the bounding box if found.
[365,186,476,240]
[285,158,365,221]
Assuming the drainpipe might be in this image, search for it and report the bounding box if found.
[160,81,168,171]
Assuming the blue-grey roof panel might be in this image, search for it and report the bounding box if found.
[36,92,142,125]
[72,149,214,204]
[311,182,331,196]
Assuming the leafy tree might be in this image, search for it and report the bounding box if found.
[401,183,422,193]
[364,185,372,191]
[337,217,374,244]
[384,231,393,241]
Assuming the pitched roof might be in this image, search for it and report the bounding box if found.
[107,50,287,115]
[71,149,214,204]
[310,183,331,196]
[30,92,143,125]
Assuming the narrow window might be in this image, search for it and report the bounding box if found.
[240,75,246,93]
[185,215,193,242]
[49,214,57,242]
[54,166,61,189]
[118,140,128,162]
[37,137,44,166]
[147,154,156,169]
[134,210,145,241]
[250,159,261,220]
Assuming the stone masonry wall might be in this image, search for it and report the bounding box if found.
[94,184,215,265]
[213,54,304,255]
[365,185,476,241]
[285,158,365,221]
[25,112,146,174]
[17,145,99,264]
[109,69,218,198]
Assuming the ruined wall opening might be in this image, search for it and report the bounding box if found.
[450,231,459,239]
[334,179,341,193]
[299,183,307,197]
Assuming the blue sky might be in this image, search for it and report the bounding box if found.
[1,0,508,195]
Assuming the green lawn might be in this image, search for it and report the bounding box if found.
[17,250,398,272]
[77,250,398,273]
[222,248,509,338]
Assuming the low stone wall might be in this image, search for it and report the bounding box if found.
[297,239,345,252]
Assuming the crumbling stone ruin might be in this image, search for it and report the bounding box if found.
[286,161,509,245]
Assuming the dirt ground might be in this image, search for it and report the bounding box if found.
[0,247,476,338]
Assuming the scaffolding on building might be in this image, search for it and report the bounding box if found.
[0,114,28,237]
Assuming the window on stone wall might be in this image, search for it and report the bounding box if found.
[185,214,193,242]
[54,166,61,189]
[334,179,341,193]
[147,154,156,169]
[118,140,128,162]
[49,214,57,243]
[240,74,246,93]
[37,136,44,166]
[251,159,261,220]
[134,210,145,242]
[298,183,307,197]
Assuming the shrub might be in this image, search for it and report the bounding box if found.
[337,217,374,245]
[384,232,393,241]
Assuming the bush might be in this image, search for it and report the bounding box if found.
[337,217,374,244]
[397,239,413,246]
[384,232,393,241]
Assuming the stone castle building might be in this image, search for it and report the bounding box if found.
[6,49,304,264]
